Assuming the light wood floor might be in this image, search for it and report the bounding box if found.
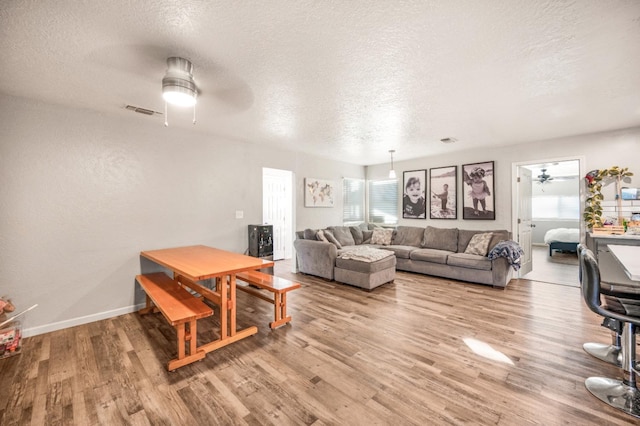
[522,245,579,287]
[0,259,636,425]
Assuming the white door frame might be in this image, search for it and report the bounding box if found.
[511,155,586,277]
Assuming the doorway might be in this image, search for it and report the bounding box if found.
[512,157,584,281]
[262,168,293,260]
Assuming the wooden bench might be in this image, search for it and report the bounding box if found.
[136,273,213,371]
[235,271,301,329]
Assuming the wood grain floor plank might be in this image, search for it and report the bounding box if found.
[1,258,639,425]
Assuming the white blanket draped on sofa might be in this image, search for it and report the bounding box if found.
[338,246,394,263]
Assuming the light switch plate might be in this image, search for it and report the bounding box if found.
[235,210,244,219]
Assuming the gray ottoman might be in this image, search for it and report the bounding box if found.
[334,250,396,290]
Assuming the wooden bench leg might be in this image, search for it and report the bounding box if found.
[139,295,155,315]
[167,320,205,371]
[188,320,197,356]
[270,292,293,329]
[177,323,186,359]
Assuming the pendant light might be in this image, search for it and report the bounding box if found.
[162,57,198,126]
[388,150,397,179]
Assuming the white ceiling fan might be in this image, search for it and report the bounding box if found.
[88,44,254,121]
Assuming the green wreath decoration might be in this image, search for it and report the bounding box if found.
[584,166,633,229]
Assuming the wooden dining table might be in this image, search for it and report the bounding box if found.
[140,245,274,354]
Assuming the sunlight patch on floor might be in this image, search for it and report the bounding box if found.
[463,338,515,365]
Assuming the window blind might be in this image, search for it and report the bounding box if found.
[532,195,579,219]
[368,179,398,224]
[343,178,365,224]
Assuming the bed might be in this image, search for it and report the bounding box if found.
[544,228,580,256]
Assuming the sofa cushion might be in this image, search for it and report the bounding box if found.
[488,230,510,252]
[464,232,493,256]
[447,253,493,271]
[421,226,458,252]
[371,228,394,245]
[323,229,343,249]
[409,248,451,264]
[381,245,413,259]
[350,226,364,245]
[303,228,317,240]
[393,226,424,247]
[328,226,356,246]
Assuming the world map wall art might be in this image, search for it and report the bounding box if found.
[305,178,335,207]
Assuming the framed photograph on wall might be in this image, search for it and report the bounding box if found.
[462,161,495,220]
[429,166,457,219]
[402,169,427,219]
[304,178,335,207]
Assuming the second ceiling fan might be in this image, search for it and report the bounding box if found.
[536,168,554,184]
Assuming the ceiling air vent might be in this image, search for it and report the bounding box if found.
[125,105,162,116]
[440,137,457,144]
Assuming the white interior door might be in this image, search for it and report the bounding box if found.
[517,167,533,276]
[263,168,293,260]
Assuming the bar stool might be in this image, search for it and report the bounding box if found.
[578,244,623,367]
[580,248,640,419]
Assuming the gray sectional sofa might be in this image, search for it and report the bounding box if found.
[293,225,515,288]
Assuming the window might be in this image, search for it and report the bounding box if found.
[368,179,398,224]
[343,178,365,224]
[532,195,579,219]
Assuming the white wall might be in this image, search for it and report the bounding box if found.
[3,92,639,336]
[367,127,640,232]
[0,95,364,336]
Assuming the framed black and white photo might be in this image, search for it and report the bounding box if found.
[462,161,495,220]
[402,170,427,219]
[429,166,457,219]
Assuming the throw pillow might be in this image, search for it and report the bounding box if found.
[316,229,329,242]
[371,228,394,245]
[323,229,343,249]
[362,230,373,244]
[303,228,317,240]
[327,226,356,246]
[464,232,493,256]
[349,226,364,245]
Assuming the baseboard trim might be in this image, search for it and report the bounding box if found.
[23,304,146,338]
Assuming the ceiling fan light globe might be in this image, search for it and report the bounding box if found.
[162,57,198,107]
[162,87,197,107]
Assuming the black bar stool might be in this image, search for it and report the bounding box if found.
[578,244,623,366]
[579,247,640,419]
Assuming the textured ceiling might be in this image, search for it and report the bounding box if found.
[1,1,639,165]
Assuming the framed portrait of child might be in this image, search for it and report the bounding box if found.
[429,166,457,219]
[462,161,495,220]
[402,170,427,219]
